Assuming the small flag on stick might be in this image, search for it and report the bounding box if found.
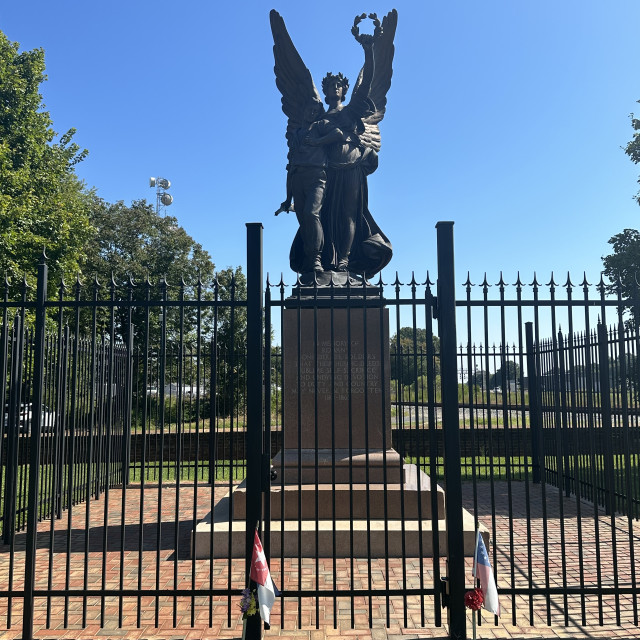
[472,530,500,616]
[250,528,278,626]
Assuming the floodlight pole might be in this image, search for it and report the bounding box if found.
[149,176,173,216]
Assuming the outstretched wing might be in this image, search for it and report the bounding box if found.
[270,10,324,147]
[352,9,398,152]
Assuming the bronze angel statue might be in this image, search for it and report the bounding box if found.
[271,9,397,281]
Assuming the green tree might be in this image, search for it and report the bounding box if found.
[82,197,216,341]
[602,102,640,305]
[602,228,640,305]
[625,104,640,205]
[84,197,214,293]
[624,353,640,400]
[390,327,440,383]
[489,360,520,391]
[0,31,91,290]
[83,198,248,418]
[214,266,247,416]
[469,366,488,390]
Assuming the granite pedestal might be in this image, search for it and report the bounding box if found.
[272,305,405,484]
[192,292,483,559]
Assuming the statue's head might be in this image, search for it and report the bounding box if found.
[303,98,324,123]
[322,72,349,105]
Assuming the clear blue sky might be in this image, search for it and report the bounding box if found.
[2,0,640,295]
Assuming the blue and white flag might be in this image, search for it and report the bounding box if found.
[472,530,500,616]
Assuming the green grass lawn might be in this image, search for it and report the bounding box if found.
[128,460,244,483]
[1,450,636,539]
[404,456,535,481]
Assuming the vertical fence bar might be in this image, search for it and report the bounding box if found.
[598,323,621,619]
[53,290,65,520]
[65,289,81,627]
[525,323,541,484]
[426,275,442,625]
[123,281,134,486]
[597,322,615,516]
[22,253,48,640]
[173,280,185,626]
[263,279,272,563]
[191,276,203,625]
[209,277,219,485]
[82,278,99,626]
[617,287,639,623]
[409,274,425,624]
[245,223,264,640]
[0,278,9,533]
[118,279,133,626]
[557,330,571,498]
[3,317,20,545]
[154,277,167,626]
[435,221,466,640]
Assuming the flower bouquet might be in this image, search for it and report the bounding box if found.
[465,588,484,640]
[240,588,258,640]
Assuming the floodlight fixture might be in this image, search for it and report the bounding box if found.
[149,175,174,216]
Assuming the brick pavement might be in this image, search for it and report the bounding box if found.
[0,479,637,639]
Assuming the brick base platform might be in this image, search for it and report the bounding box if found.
[0,480,636,639]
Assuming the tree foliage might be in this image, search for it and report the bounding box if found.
[84,198,214,289]
[214,266,247,415]
[0,31,91,290]
[80,197,217,341]
[469,366,488,389]
[489,360,520,390]
[602,102,640,305]
[81,198,249,417]
[602,228,640,303]
[390,327,440,382]
[625,104,640,205]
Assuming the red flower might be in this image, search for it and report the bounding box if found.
[464,588,484,611]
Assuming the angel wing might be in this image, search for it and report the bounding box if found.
[351,9,398,153]
[270,10,324,148]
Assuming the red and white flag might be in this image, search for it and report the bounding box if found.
[250,529,277,625]
[473,530,500,616]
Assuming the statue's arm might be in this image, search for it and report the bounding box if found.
[350,10,397,128]
[349,40,375,116]
[304,125,345,147]
[275,166,294,216]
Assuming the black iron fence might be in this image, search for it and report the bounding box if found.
[1,321,130,544]
[534,323,640,520]
[0,227,637,639]
[452,272,639,630]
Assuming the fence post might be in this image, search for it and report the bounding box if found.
[597,322,615,515]
[245,223,264,640]
[23,252,48,640]
[435,221,466,640]
[525,323,542,484]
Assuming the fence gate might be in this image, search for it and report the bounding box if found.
[247,222,468,638]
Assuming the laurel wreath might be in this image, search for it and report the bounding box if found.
[351,13,382,43]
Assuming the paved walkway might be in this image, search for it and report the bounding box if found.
[0,479,637,639]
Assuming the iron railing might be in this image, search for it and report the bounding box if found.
[0,227,637,639]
